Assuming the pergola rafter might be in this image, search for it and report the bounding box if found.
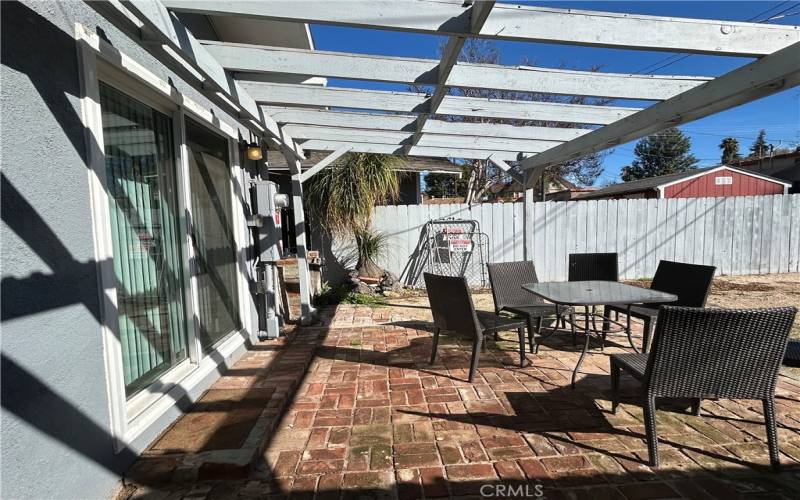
[163,0,800,57]
[262,107,591,142]
[408,0,494,150]
[519,41,800,179]
[202,42,710,101]
[246,83,642,125]
[97,0,306,158]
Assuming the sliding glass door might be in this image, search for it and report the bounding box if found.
[185,119,241,350]
[99,83,188,396]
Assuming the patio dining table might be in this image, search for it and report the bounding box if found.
[522,280,677,387]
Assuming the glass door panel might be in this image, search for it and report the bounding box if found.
[99,83,188,396]
[185,119,241,350]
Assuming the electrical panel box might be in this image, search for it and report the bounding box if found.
[252,181,286,262]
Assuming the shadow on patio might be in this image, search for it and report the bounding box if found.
[119,304,800,499]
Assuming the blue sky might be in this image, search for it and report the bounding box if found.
[309,1,800,185]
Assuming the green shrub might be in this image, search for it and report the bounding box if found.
[314,282,387,307]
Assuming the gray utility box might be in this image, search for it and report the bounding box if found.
[251,181,289,338]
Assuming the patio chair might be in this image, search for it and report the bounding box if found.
[568,253,619,348]
[487,261,573,354]
[568,252,619,282]
[610,306,797,470]
[784,340,800,367]
[424,272,527,382]
[603,260,716,353]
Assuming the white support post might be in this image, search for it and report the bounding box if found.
[299,146,352,183]
[281,146,315,324]
[523,173,535,262]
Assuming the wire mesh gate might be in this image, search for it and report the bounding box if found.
[423,218,490,288]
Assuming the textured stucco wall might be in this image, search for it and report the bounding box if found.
[1,2,256,498]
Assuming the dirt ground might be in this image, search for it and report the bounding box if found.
[382,273,800,337]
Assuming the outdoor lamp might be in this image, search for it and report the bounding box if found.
[246,141,263,161]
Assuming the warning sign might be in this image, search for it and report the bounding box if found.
[442,227,473,253]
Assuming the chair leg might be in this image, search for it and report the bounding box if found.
[468,336,482,383]
[644,394,660,467]
[430,327,440,364]
[690,398,701,416]
[763,398,781,471]
[526,317,536,354]
[642,318,654,354]
[610,358,620,414]
[517,326,526,368]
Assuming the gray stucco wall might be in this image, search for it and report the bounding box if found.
[1,2,257,498]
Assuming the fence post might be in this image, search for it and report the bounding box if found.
[523,181,535,261]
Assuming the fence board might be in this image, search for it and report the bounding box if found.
[329,195,799,286]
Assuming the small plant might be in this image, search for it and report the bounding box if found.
[342,292,387,306]
[353,228,389,278]
[313,282,387,308]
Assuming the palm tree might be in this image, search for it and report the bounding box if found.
[305,152,403,277]
[719,137,741,165]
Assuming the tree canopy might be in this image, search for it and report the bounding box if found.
[413,39,609,203]
[719,137,742,164]
[749,129,771,158]
[620,127,698,181]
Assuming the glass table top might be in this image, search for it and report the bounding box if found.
[522,280,678,306]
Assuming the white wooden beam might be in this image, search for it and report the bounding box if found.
[91,0,304,158]
[203,42,709,100]
[263,107,590,142]
[299,146,352,183]
[285,124,555,153]
[245,82,641,125]
[298,140,528,162]
[488,155,524,185]
[410,0,494,147]
[519,42,800,179]
[164,1,799,56]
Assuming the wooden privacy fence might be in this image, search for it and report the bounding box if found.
[364,194,800,286]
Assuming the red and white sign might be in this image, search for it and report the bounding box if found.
[442,227,473,253]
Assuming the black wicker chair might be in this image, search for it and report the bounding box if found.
[568,253,619,348]
[487,261,573,354]
[568,252,619,282]
[784,340,800,367]
[424,273,528,382]
[610,306,797,470]
[604,260,716,353]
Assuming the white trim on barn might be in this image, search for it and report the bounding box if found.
[656,165,793,191]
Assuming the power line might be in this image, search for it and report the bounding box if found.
[633,1,795,75]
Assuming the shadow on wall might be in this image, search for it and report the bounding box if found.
[0,3,244,492]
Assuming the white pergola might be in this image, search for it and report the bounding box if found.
[92,0,800,321]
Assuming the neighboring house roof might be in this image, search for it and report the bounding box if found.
[267,151,462,173]
[735,150,800,167]
[577,165,791,199]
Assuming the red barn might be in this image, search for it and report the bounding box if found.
[578,165,791,200]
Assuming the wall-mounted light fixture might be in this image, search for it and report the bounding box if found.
[246,131,263,160]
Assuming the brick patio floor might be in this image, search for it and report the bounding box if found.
[121,304,800,499]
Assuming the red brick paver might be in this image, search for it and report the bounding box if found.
[120,304,800,499]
